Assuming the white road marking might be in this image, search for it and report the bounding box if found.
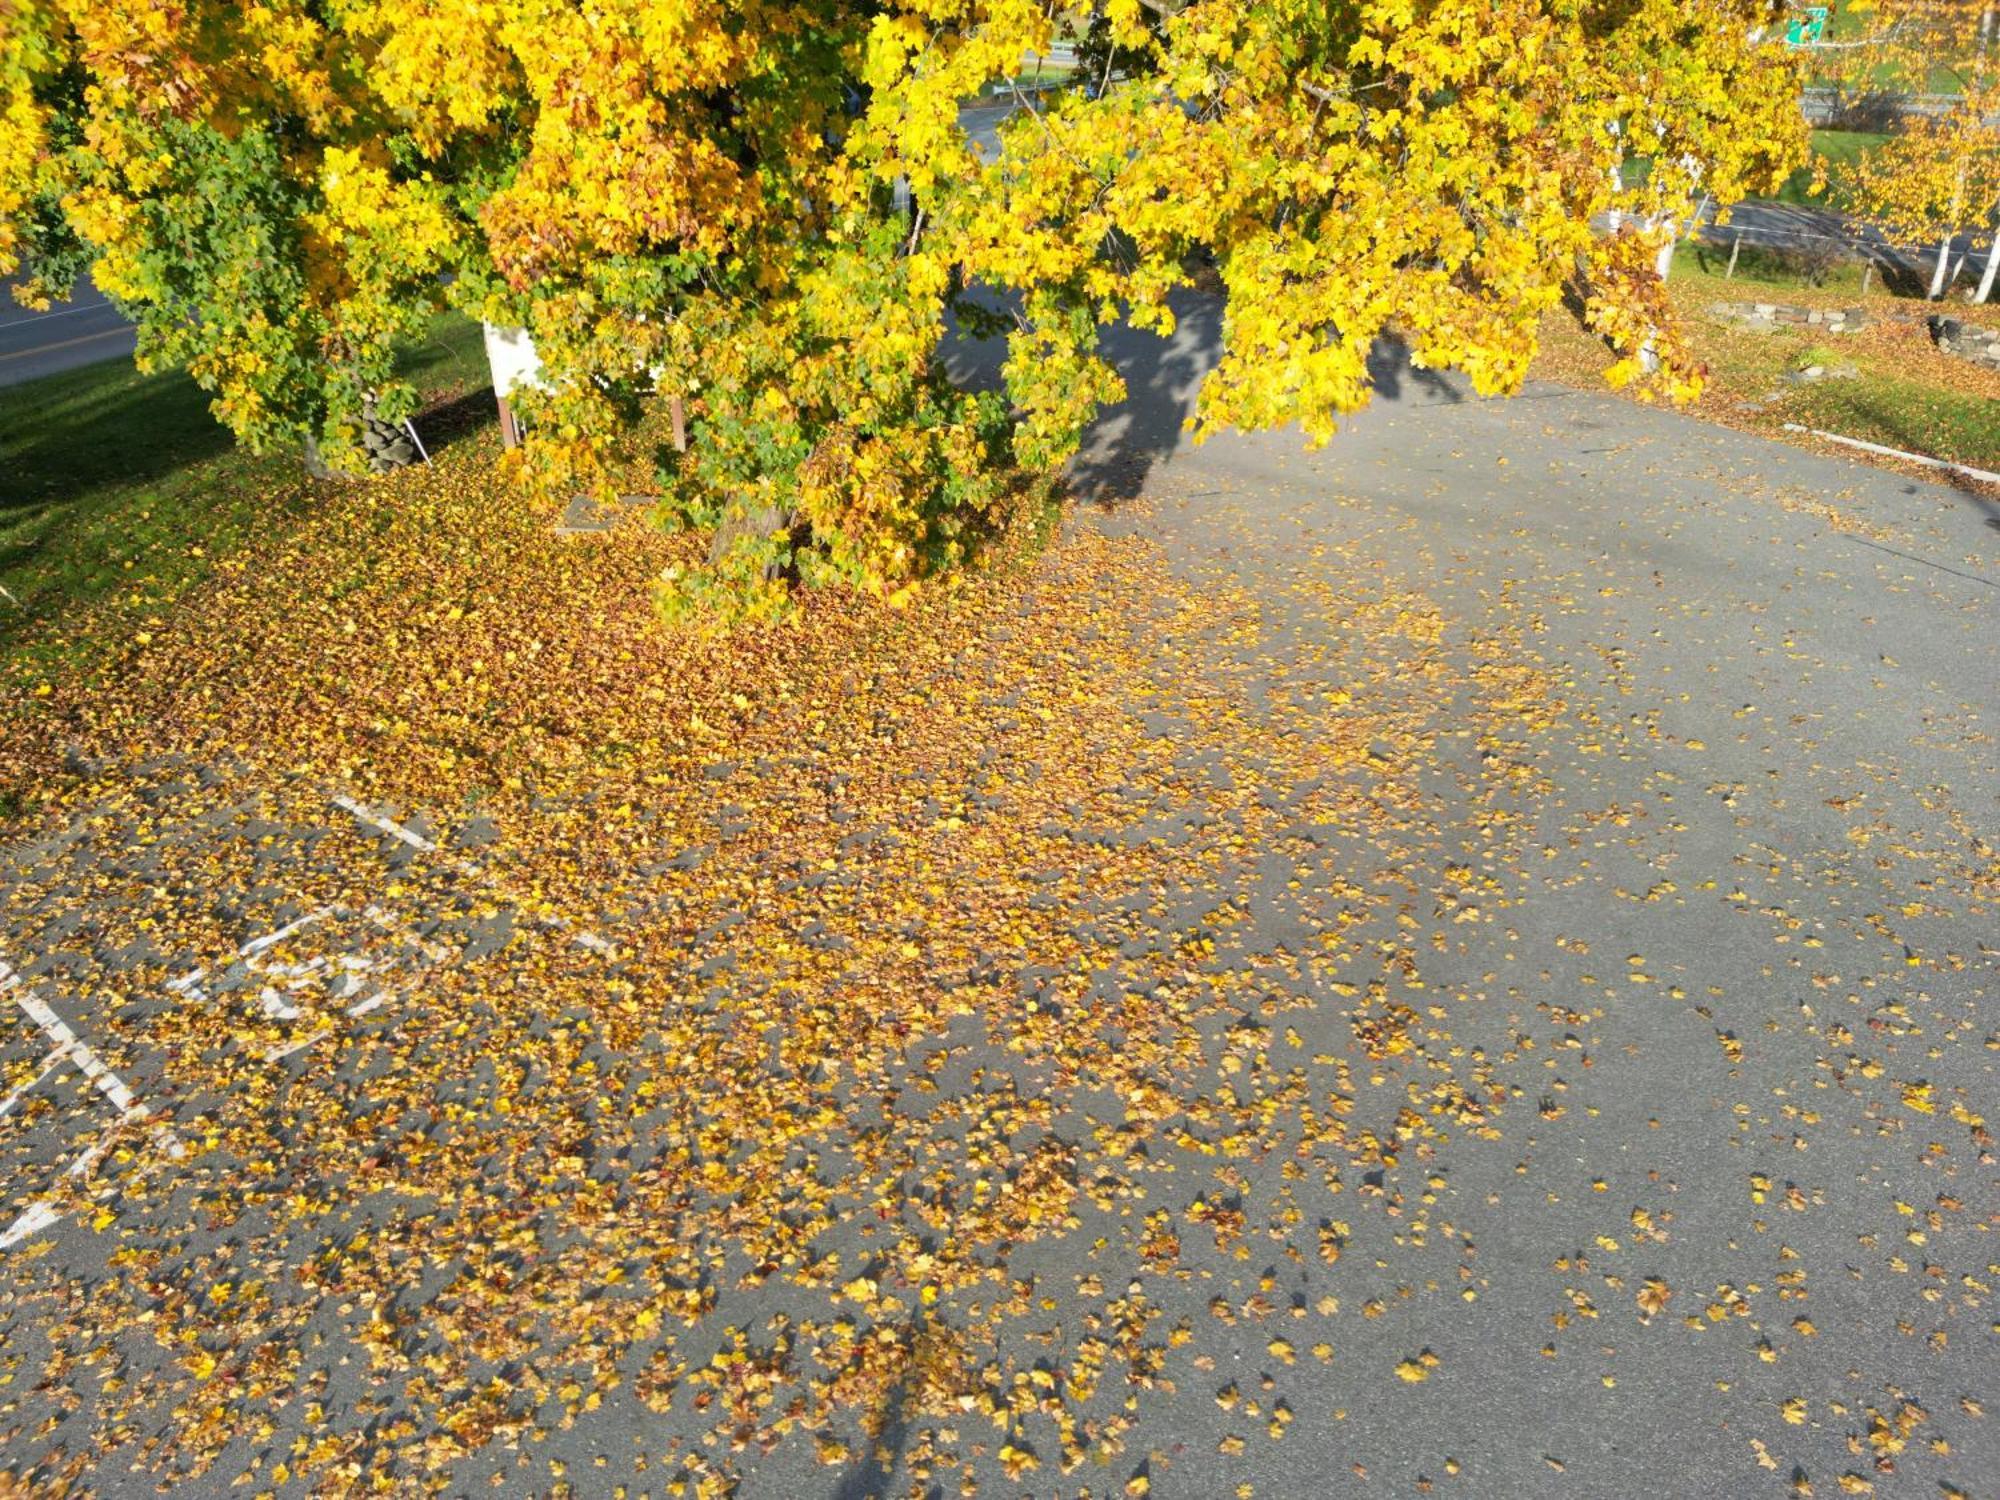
[263,1026,333,1062]
[5,787,614,1255]
[4,962,142,1117]
[332,793,619,959]
[0,1201,61,1251]
[241,907,332,957]
[1,958,188,1252]
[330,794,440,854]
[259,985,303,1022]
[0,1045,70,1121]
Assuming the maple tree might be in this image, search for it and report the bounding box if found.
[1826,0,2000,300]
[1,1,1807,612]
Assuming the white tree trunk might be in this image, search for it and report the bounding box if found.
[1930,168,1969,300]
[1976,225,2000,304]
[1930,236,1954,299]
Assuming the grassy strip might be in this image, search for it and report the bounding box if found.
[1784,372,2000,473]
[1532,260,2000,475]
[1,315,495,677]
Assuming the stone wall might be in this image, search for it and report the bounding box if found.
[1707,301,1870,334]
[1928,317,2000,373]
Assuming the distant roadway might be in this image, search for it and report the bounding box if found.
[1,275,137,389]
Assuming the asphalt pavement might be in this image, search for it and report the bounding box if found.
[0,308,1994,1498]
[0,275,136,388]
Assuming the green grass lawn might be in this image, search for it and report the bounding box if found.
[1663,264,2000,473]
[1785,374,2000,473]
[1,313,493,674]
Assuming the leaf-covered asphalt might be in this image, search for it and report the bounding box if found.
[2,326,1994,1498]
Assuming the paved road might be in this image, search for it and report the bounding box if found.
[0,275,136,388]
[1,313,1994,1498]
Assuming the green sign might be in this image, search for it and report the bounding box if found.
[1785,6,1829,45]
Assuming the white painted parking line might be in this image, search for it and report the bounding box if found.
[330,794,620,959]
[3,957,186,1253]
[0,1045,70,1121]
[0,1201,61,1251]
[241,907,333,957]
[259,985,304,1021]
[4,961,143,1118]
[5,788,616,1255]
[330,794,443,855]
[264,1026,333,1063]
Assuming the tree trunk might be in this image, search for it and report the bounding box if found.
[1930,168,1968,300]
[1975,225,2000,304]
[1930,236,1954,299]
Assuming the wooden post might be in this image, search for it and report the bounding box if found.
[496,394,521,450]
[1860,261,1873,296]
[669,395,687,454]
[1726,233,1742,280]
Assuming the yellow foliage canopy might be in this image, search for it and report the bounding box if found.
[1,0,1809,606]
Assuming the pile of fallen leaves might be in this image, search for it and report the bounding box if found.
[1,455,910,823]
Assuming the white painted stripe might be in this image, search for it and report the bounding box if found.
[65,1132,114,1179]
[241,908,332,957]
[263,1027,331,1062]
[10,983,142,1117]
[332,792,617,958]
[0,1201,60,1251]
[258,986,302,1022]
[331,794,439,853]
[3,957,185,1188]
[150,1123,187,1161]
[0,1045,70,1120]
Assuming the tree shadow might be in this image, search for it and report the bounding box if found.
[406,385,500,458]
[0,363,233,514]
[831,1356,922,1500]
[946,290,1464,506]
